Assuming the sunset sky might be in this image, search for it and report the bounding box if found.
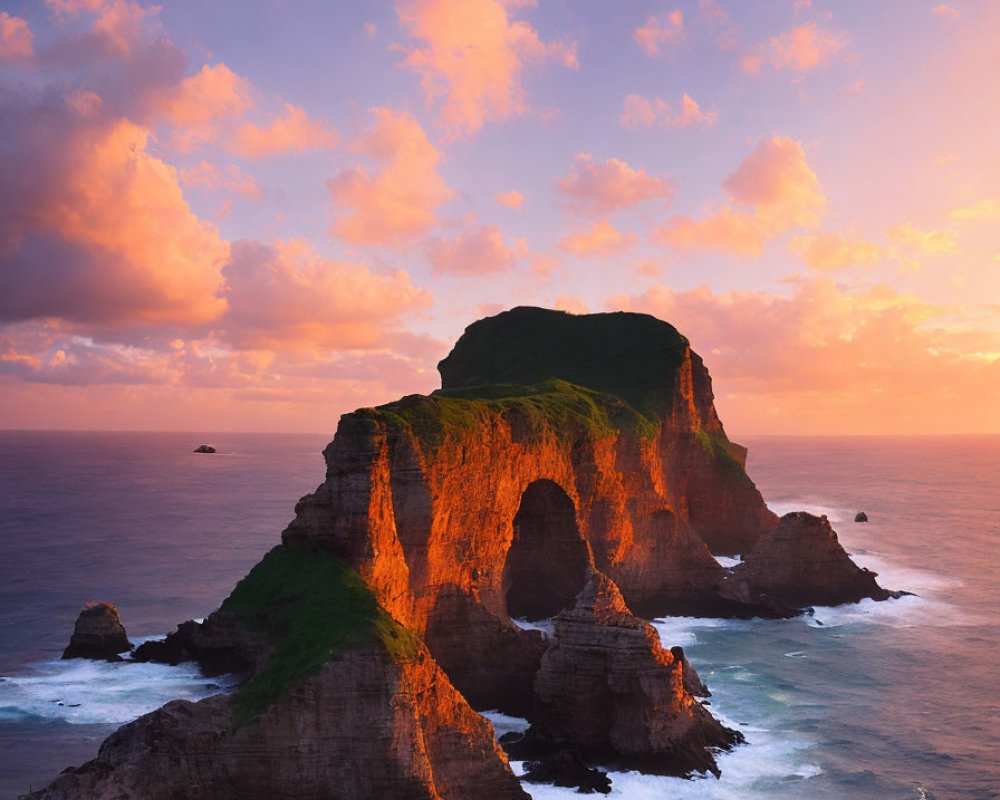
[1,0,998,435]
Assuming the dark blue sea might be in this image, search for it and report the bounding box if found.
[0,432,997,800]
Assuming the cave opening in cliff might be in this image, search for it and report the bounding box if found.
[504,479,590,621]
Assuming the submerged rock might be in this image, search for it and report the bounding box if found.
[193,444,216,453]
[521,750,611,794]
[61,602,132,661]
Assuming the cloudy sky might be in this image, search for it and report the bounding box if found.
[1,0,997,435]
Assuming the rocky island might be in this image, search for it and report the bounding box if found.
[31,307,896,799]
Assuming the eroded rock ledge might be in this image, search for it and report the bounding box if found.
[29,307,897,799]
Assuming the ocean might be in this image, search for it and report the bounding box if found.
[0,432,997,800]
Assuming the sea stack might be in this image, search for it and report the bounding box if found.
[29,308,899,799]
[61,602,132,661]
[193,444,216,453]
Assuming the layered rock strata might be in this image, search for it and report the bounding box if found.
[61,602,132,661]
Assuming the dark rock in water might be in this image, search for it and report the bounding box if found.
[62,602,133,660]
[719,512,893,608]
[193,444,216,453]
[855,511,868,523]
[522,750,612,794]
[132,614,261,676]
[132,637,186,666]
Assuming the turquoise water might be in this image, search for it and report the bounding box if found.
[0,433,997,799]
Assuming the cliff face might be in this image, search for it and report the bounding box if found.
[26,640,526,800]
[283,309,777,709]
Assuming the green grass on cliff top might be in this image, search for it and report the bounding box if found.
[220,543,419,723]
[363,378,658,449]
[437,307,689,420]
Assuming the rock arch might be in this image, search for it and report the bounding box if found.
[503,479,591,621]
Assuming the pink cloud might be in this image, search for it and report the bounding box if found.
[559,220,637,257]
[0,93,228,327]
[608,280,1000,434]
[327,107,453,246]
[633,10,684,57]
[742,23,848,74]
[0,12,33,62]
[426,224,523,276]
[787,233,885,270]
[620,93,718,130]
[555,153,673,216]
[231,103,339,159]
[180,161,264,201]
[222,239,432,352]
[495,189,525,209]
[930,4,960,19]
[395,0,578,137]
[654,136,825,256]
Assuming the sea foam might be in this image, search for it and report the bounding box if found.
[0,636,239,726]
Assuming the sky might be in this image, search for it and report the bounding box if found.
[0,0,998,436]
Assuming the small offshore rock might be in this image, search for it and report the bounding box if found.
[193,444,216,454]
[62,602,133,660]
[522,750,611,795]
[855,512,868,523]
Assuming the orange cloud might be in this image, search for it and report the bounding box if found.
[395,0,578,137]
[161,63,252,127]
[886,223,958,254]
[222,239,431,352]
[554,296,588,315]
[655,136,825,256]
[620,93,717,130]
[742,23,847,74]
[495,189,525,209]
[633,10,684,57]
[426,224,523,275]
[231,103,339,159]
[559,220,637,257]
[327,107,453,246]
[948,199,1000,221]
[787,233,884,270]
[180,161,264,201]
[609,280,1000,434]
[0,12,33,62]
[555,153,673,216]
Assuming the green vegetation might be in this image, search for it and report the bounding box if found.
[437,307,689,419]
[363,378,658,450]
[697,429,750,479]
[220,543,420,723]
